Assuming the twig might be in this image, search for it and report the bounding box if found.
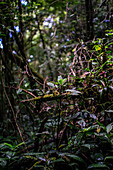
[18,75,25,89]
[2,79,28,152]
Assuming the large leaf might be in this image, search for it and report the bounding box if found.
[66,154,85,164]
[88,163,109,169]
[23,152,46,156]
[106,123,113,133]
[104,156,113,161]
[65,89,81,95]
[82,144,91,150]
[1,143,13,149]
[47,82,57,88]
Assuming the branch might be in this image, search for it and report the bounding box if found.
[99,0,108,8]
[2,79,28,152]
[10,52,46,86]
[21,92,80,103]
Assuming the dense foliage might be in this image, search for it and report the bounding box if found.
[0,0,113,169]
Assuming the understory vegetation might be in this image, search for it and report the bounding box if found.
[0,0,113,169]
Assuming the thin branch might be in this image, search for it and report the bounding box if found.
[21,92,80,103]
[2,79,28,152]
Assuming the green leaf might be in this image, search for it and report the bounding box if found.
[0,2,7,4]
[52,158,65,163]
[105,110,113,113]
[0,33,6,37]
[34,165,44,168]
[65,89,81,95]
[72,48,75,52]
[93,45,101,51]
[17,88,22,94]
[57,76,67,85]
[59,79,63,85]
[96,120,106,131]
[107,42,113,46]
[82,144,91,150]
[88,163,109,169]
[5,151,14,158]
[58,75,62,81]
[93,153,103,161]
[106,29,113,32]
[106,33,113,36]
[4,143,13,149]
[104,156,113,161]
[25,82,29,87]
[47,82,56,88]
[23,152,46,156]
[0,158,7,167]
[14,142,25,148]
[83,127,91,132]
[66,154,85,163]
[106,123,113,133]
[69,162,78,167]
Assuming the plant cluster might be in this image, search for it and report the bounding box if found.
[0,0,113,169]
[0,38,113,169]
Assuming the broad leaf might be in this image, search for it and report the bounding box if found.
[66,154,85,164]
[88,163,109,169]
[106,123,113,133]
